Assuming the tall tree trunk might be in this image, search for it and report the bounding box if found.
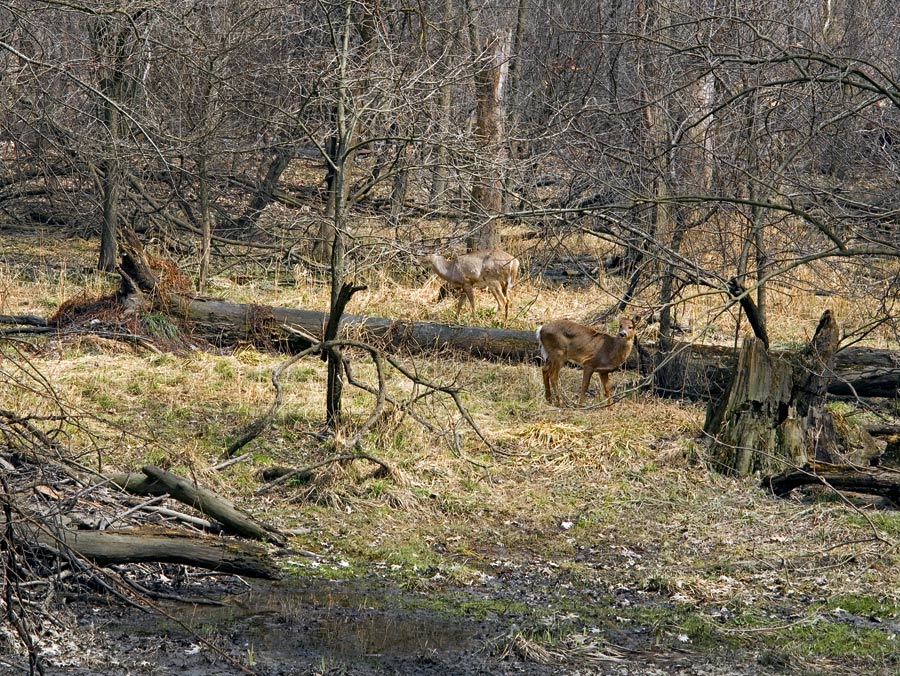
[313,128,342,263]
[430,0,458,208]
[96,23,129,272]
[467,28,509,251]
[98,156,119,272]
[502,0,529,211]
[238,148,291,231]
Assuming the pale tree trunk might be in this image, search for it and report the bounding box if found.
[502,0,529,211]
[198,152,211,292]
[195,65,217,292]
[688,72,716,193]
[467,22,510,251]
[429,0,458,208]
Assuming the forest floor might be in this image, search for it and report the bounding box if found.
[2,231,900,675]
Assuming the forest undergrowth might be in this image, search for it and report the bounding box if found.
[1,231,899,675]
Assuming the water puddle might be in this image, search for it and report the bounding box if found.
[104,577,491,672]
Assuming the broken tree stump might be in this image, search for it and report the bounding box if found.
[704,310,880,477]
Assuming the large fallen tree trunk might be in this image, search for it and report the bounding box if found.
[170,294,900,401]
[15,521,279,579]
[170,294,535,362]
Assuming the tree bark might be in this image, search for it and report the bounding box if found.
[14,521,279,579]
[703,310,879,477]
[109,465,284,546]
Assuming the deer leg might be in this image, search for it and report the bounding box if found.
[543,359,564,406]
[453,286,467,318]
[599,372,613,406]
[488,284,506,319]
[463,286,477,318]
[578,367,594,407]
[541,362,553,404]
[552,362,566,407]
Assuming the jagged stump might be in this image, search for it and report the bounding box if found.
[704,310,877,476]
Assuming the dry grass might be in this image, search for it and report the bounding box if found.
[2,228,900,670]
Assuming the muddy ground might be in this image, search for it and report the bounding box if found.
[24,567,822,676]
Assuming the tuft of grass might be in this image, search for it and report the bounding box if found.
[141,312,180,340]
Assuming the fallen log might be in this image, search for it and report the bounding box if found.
[866,424,900,436]
[15,521,280,579]
[108,465,285,546]
[173,294,535,361]
[173,294,900,401]
[764,467,900,507]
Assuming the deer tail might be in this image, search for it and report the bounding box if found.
[536,325,547,361]
[507,258,519,290]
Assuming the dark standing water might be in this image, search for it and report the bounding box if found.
[76,576,555,676]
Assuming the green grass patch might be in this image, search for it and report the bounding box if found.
[846,513,900,538]
[784,619,898,660]
[827,595,900,617]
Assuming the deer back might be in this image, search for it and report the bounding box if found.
[451,249,518,289]
[540,318,635,370]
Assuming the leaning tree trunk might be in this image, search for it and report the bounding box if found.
[704,310,877,476]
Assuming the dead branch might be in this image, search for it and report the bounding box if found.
[0,315,48,327]
[108,465,285,546]
[256,452,393,495]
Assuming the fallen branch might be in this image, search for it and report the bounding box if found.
[108,465,285,546]
[256,452,392,495]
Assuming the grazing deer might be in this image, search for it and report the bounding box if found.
[536,316,639,407]
[420,249,520,321]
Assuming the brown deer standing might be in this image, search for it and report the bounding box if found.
[420,249,520,321]
[536,316,639,407]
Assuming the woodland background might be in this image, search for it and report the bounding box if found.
[2,1,900,675]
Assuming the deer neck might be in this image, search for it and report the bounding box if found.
[602,334,634,366]
[430,255,458,283]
